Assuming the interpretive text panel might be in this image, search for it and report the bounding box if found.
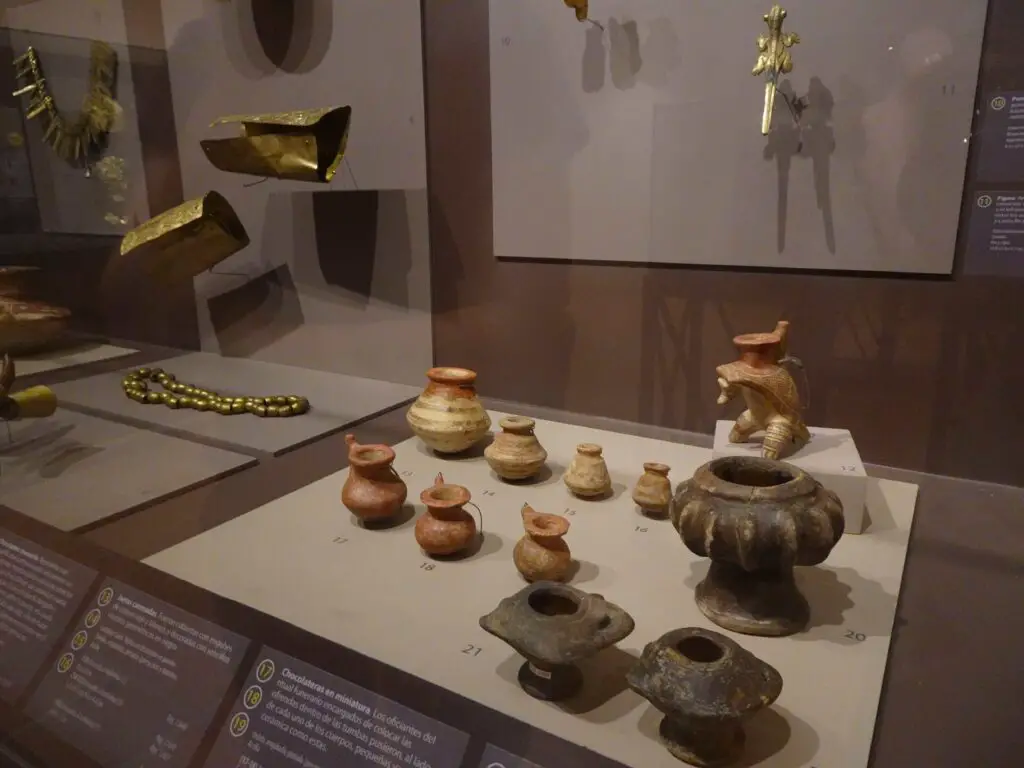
[976,92,1024,182]
[964,191,1024,276]
[0,532,96,702]
[24,580,249,768]
[204,647,469,768]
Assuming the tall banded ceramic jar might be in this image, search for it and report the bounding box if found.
[406,367,491,454]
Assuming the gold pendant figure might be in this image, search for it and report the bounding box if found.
[752,5,800,135]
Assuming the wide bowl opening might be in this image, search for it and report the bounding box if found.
[527,589,580,617]
[427,485,464,503]
[677,635,724,663]
[355,447,390,463]
[713,461,795,488]
[427,367,476,385]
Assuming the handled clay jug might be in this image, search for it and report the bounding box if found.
[341,434,407,523]
[415,473,479,556]
[513,504,572,582]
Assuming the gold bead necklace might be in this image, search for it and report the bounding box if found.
[121,367,309,417]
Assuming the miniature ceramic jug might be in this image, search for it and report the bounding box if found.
[716,320,809,460]
[563,443,612,498]
[627,627,783,767]
[340,434,407,524]
[513,504,572,583]
[415,473,479,556]
[484,415,548,481]
[632,462,672,517]
[406,367,491,454]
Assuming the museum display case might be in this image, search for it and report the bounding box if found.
[0,2,1022,768]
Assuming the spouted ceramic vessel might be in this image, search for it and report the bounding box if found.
[340,434,407,524]
[415,473,479,556]
[513,504,572,583]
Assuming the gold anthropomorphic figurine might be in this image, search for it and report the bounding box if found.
[752,4,800,135]
[715,321,808,460]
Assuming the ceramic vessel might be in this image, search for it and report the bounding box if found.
[415,473,478,556]
[563,443,611,498]
[632,462,672,517]
[484,415,547,480]
[716,320,809,460]
[671,456,844,636]
[0,298,71,354]
[627,627,783,767]
[0,266,39,298]
[513,504,572,583]
[340,434,407,524]
[479,582,635,701]
[406,367,491,454]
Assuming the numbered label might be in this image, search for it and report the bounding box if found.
[420,562,436,572]
[460,644,483,657]
[331,536,348,545]
[501,36,512,46]
[844,630,866,642]
[841,465,859,473]
[482,490,496,497]
[635,525,648,533]
[400,470,414,478]
[563,508,576,517]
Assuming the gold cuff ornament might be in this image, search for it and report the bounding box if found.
[116,192,250,284]
[0,355,57,422]
[200,106,352,182]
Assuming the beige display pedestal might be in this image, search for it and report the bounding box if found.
[146,411,918,768]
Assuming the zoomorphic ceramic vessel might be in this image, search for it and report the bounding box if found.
[484,415,547,480]
[415,473,478,556]
[671,456,844,636]
[479,582,635,701]
[627,627,783,767]
[406,367,491,454]
[632,462,672,517]
[513,504,572,583]
[716,320,809,460]
[563,443,611,498]
[340,434,407,523]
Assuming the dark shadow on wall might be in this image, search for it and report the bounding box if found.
[220,0,332,77]
[207,264,304,358]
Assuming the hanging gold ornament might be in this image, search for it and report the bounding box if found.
[12,41,120,167]
[200,106,352,183]
[752,5,800,136]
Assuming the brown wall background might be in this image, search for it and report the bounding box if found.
[424,0,1024,487]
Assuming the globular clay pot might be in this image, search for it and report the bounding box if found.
[479,582,635,701]
[484,415,547,480]
[632,462,672,517]
[415,473,478,556]
[406,367,491,454]
[627,627,783,767]
[513,504,572,583]
[563,443,612,498]
[671,456,844,637]
[340,434,407,524]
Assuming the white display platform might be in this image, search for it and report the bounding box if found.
[146,410,918,767]
[15,343,138,376]
[713,421,868,535]
[52,353,420,456]
[0,410,254,531]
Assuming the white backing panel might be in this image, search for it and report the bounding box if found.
[490,0,986,272]
[147,411,918,768]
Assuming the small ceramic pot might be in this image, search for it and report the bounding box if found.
[513,504,572,583]
[479,582,635,701]
[484,415,547,481]
[415,473,478,556]
[563,443,611,498]
[671,456,844,636]
[632,462,672,517]
[627,627,783,767]
[0,298,71,354]
[340,434,407,523]
[406,367,491,454]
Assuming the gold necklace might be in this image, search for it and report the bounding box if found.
[12,41,119,168]
[122,368,310,417]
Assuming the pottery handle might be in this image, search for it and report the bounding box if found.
[345,433,357,449]
[466,500,484,535]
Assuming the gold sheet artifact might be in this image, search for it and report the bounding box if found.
[200,106,352,182]
[752,5,800,135]
[115,192,249,284]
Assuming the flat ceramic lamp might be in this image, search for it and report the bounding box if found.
[115,191,250,285]
[200,105,353,183]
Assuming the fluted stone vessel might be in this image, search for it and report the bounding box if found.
[479,582,635,701]
[671,456,844,637]
[627,627,783,767]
